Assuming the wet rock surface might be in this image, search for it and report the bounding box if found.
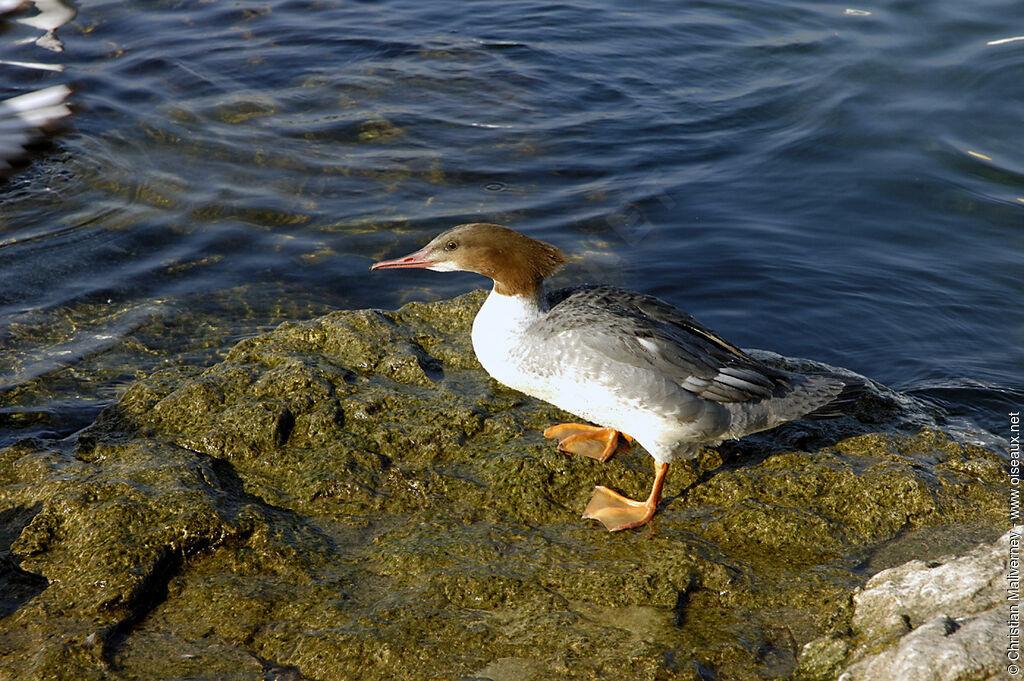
[0,291,1009,680]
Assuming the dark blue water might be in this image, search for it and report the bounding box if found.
[1,0,1021,444]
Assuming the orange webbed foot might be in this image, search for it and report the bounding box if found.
[543,423,632,462]
[582,461,669,532]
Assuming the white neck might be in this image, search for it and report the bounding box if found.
[471,285,547,386]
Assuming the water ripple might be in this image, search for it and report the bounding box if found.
[0,0,1021,441]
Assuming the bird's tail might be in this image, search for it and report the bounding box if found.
[801,376,865,419]
[726,373,855,438]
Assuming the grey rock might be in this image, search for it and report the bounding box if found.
[818,526,1020,681]
[840,611,1005,681]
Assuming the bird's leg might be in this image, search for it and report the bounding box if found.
[583,461,669,532]
[543,423,632,462]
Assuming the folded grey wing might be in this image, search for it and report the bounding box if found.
[544,286,789,404]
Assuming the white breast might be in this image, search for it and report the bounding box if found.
[471,288,548,389]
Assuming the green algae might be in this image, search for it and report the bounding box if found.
[0,283,334,445]
[0,291,1008,680]
[357,118,405,143]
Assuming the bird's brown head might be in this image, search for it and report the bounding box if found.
[370,223,567,297]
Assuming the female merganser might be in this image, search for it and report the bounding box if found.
[371,223,848,531]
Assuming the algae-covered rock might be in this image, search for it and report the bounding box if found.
[0,291,1010,680]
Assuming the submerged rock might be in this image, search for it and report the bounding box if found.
[0,291,1009,680]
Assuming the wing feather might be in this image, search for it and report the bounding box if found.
[543,285,790,404]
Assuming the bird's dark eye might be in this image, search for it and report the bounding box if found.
[444,240,458,251]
